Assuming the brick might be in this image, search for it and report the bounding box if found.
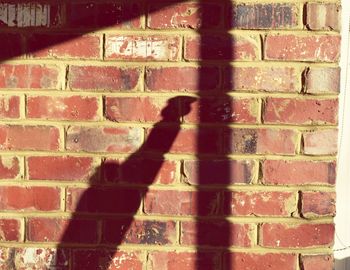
[68,66,140,91]
[27,34,100,59]
[73,250,143,270]
[260,223,334,248]
[0,33,22,60]
[66,187,141,214]
[225,128,298,155]
[27,156,94,181]
[145,67,220,92]
[185,35,259,61]
[0,247,69,270]
[303,129,338,155]
[0,64,60,89]
[0,2,62,28]
[305,67,340,94]
[149,252,221,270]
[0,186,60,211]
[146,127,221,154]
[66,126,143,153]
[301,255,333,270]
[184,98,259,124]
[105,96,177,122]
[181,221,253,247]
[0,95,20,118]
[306,3,341,31]
[223,66,299,93]
[228,4,298,29]
[301,192,336,218]
[224,253,297,270]
[0,156,20,179]
[265,34,341,62]
[144,190,221,216]
[224,191,296,216]
[263,98,338,125]
[27,218,98,243]
[262,160,336,185]
[27,96,99,121]
[0,219,21,241]
[105,35,180,61]
[183,160,256,185]
[103,219,176,245]
[66,2,141,29]
[148,3,223,29]
[0,125,60,151]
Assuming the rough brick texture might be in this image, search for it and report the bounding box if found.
[0,0,340,269]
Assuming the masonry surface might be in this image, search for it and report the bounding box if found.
[0,1,341,270]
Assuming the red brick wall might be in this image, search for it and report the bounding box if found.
[0,1,340,269]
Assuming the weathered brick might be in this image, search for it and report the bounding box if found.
[260,223,334,248]
[105,96,177,122]
[148,3,223,29]
[66,187,141,214]
[66,2,141,29]
[183,160,256,185]
[0,2,62,28]
[0,33,23,60]
[0,95,20,119]
[73,250,143,270]
[144,190,221,216]
[305,67,340,94]
[224,191,297,216]
[184,98,259,124]
[0,156,20,180]
[0,219,21,241]
[68,66,141,91]
[102,219,176,245]
[263,98,338,125]
[0,186,60,211]
[224,253,297,270]
[145,67,220,92]
[181,221,254,247]
[149,252,221,270]
[306,3,341,31]
[66,126,143,153]
[27,34,100,59]
[303,129,338,155]
[0,125,60,151]
[228,4,298,29]
[0,64,60,89]
[105,35,180,61]
[0,247,69,270]
[27,96,99,121]
[223,66,299,92]
[27,218,98,243]
[262,160,336,185]
[185,34,259,61]
[265,34,341,62]
[225,128,298,155]
[301,254,334,270]
[301,192,336,218]
[27,156,95,181]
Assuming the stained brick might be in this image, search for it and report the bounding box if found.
[301,192,336,218]
[303,129,338,155]
[301,255,334,270]
[0,156,20,180]
[305,67,340,94]
[0,95,20,119]
[306,3,341,31]
[0,219,21,241]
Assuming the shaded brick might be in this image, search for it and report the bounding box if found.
[105,35,180,61]
[66,126,143,153]
[228,4,298,29]
[0,33,23,61]
[306,3,341,31]
[263,98,338,125]
[305,67,340,94]
[303,129,338,155]
[262,160,336,185]
[260,223,334,248]
[68,66,141,91]
[27,156,95,181]
[265,34,341,62]
[27,96,100,120]
[301,192,336,218]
